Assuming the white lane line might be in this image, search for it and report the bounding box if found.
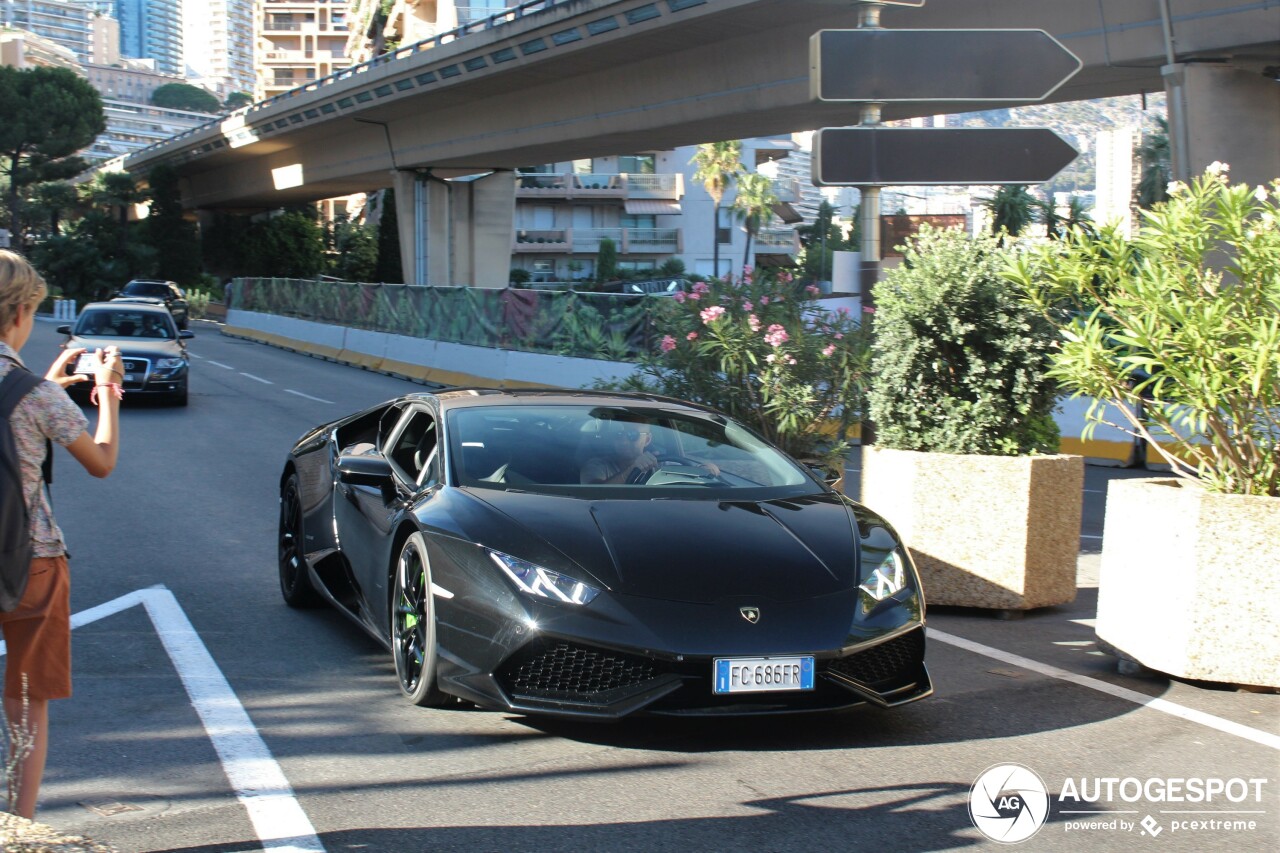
[285,389,334,404]
[3,587,325,852]
[1081,534,1104,540]
[928,627,1280,751]
[188,353,205,359]
[241,372,274,385]
[208,360,235,370]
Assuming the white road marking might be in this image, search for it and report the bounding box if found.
[241,372,274,385]
[285,389,334,404]
[3,587,325,852]
[1081,534,1104,540]
[188,353,205,359]
[208,360,235,370]
[928,627,1280,751]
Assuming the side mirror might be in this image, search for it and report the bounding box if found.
[179,330,195,340]
[56,325,71,335]
[337,453,394,487]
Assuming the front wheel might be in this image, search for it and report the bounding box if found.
[393,533,449,706]
[278,474,321,608]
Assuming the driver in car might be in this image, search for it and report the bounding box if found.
[580,419,658,485]
[580,418,719,484]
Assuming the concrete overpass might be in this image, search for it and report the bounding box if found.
[120,0,1280,285]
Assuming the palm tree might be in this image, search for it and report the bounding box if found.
[690,141,742,279]
[1136,117,1171,209]
[731,172,780,272]
[983,184,1036,241]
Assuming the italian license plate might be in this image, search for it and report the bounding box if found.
[713,656,815,694]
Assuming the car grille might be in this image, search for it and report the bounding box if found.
[122,359,147,373]
[498,641,660,700]
[826,628,925,689]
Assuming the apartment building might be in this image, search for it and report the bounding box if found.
[185,0,255,97]
[513,140,803,283]
[0,0,96,61]
[116,0,183,75]
[257,0,351,101]
[0,23,83,71]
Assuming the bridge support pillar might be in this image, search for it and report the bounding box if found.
[1166,62,1280,188]
[392,170,516,288]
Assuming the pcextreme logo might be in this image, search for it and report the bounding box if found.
[969,764,1271,843]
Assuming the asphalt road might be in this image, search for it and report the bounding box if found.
[12,318,1278,853]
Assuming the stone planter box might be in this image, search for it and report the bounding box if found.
[1095,478,1280,688]
[861,447,1083,610]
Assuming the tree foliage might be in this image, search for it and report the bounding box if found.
[613,270,870,472]
[731,172,779,270]
[223,91,254,111]
[1007,166,1280,496]
[145,164,202,286]
[1136,116,1171,210]
[0,66,104,245]
[151,83,221,114]
[328,217,378,282]
[690,141,742,277]
[983,184,1037,239]
[595,237,618,284]
[796,200,852,283]
[869,225,1060,456]
[374,188,403,283]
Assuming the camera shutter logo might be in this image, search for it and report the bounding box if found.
[969,763,1051,843]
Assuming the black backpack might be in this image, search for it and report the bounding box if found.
[1,364,51,611]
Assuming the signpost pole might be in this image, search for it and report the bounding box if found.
[855,2,884,308]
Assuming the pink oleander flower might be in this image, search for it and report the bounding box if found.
[765,352,777,364]
[693,282,710,294]
[687,331,698,341]
[760,296,770,306]
[787,356,797,365]
[687,291,701,301]
[673,291,687,303]
[777,270,793,284]
[834,332,844,340]
[837,307,850,315]
[742,266,754,283]
[863,305,876,314]
[660,335,677,352]
[764,324,789,347]
[748,314,761,332]
[822,344,836,357]
[742,300,753,312]
[805,284,820,296]
[701,305,726,324]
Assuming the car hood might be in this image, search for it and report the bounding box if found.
[115,296,166,305]
[466,490,858,604]
[68,335,184,356]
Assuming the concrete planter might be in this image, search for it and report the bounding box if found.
[1096,478,1280,688]
[861,447,1083,610]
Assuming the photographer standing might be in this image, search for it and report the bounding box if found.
[0,250,122,819]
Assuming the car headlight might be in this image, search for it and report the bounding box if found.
[859,550,907,602]
[154,357,185,369]
[488,550,600,605]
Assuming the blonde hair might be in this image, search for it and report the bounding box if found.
[0,250,48,333]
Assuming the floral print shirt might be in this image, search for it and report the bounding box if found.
[1,343,88,558]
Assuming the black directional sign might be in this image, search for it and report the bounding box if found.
[812,127,1079,186]
[811,29,1082,102]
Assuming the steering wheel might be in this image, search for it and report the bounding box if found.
[625,465,649,485]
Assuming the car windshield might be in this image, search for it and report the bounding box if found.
[122,282,170,297]
[447,404,817,499]
[74,309,174,339]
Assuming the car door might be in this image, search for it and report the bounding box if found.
[333,403,442,632]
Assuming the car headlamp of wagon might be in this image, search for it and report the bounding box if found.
[489,550,601,606]
[154,357,185,371]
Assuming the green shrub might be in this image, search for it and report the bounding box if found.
[615,270,871,471]
[869,225,1060,456]
[186,289,211,319]
[1007,165,1280,496]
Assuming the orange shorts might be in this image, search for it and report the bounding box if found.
[0,555,71,701]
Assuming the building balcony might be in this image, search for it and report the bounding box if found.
[753,227,800,254]
[513,227,683,254]
[515,173,683,202]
